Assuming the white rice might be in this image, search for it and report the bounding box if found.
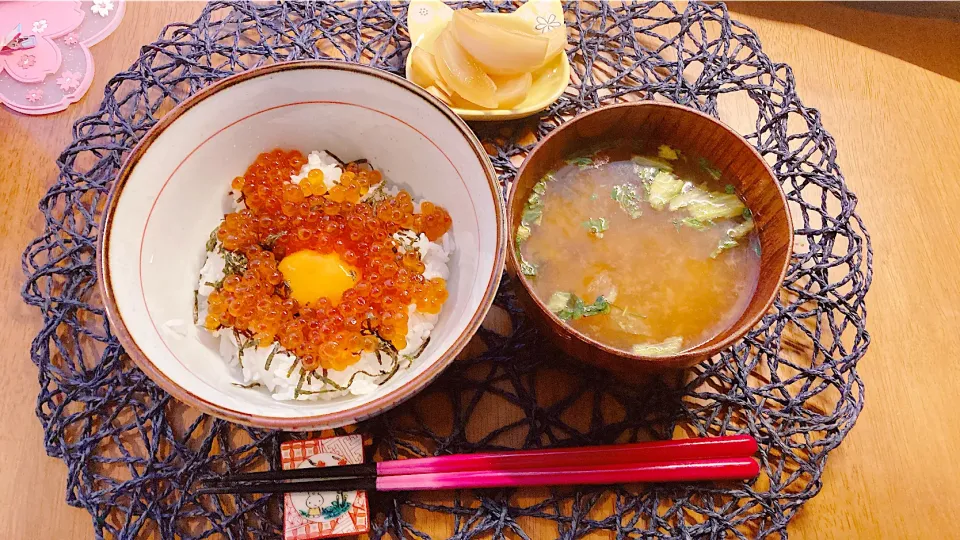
[195,151,453,401]
[289,150,344,191]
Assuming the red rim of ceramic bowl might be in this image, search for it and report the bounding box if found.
[98,60,506,430]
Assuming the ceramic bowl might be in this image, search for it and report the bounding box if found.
[99,61,506,430]
[506,102,793,376]
[405,0,571,121]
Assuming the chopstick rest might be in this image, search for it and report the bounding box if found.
[278,435,370,540]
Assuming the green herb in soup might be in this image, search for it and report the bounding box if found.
[517,143,761,355]
[567,156,594,169]
[582,217,609,238]
[547,291,612,321]
[611,184,644,219]
[516,174,554,276]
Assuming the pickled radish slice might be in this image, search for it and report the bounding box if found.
[490,13,566,62]
[410,47,443,87]
[411,47,454,96]
[434,28,499,109]
[491,72,532,109]
[448,91,479,109]
[433,73,454,97]
[450,9,549,76]
[425,85,453,105]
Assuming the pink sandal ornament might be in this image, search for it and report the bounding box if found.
[0,0,125,115]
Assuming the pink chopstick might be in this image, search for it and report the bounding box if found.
[377,435,757,475]
[199,435,760,494]
[376,457,759,491]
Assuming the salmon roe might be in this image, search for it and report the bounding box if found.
[206,149,452,372]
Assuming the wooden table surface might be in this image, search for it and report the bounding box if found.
[2,2,958,538]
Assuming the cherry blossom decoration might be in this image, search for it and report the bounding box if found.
[17,55,36,69]
[25,87,43,102]
[56,70,81,91]
[0,1,125,115]
[91,0,114,18]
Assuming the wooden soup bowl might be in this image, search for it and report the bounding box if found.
[506,102,793,375]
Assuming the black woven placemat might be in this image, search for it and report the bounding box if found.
[21,1,871,538]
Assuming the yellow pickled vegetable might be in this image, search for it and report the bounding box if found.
[410,47,442,87]
[450,10,549,76]
[491,72,532,109]
[424,85,453,105]
[433,28,499,109]
[491,14,566,62]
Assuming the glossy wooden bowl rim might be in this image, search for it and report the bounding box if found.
[97,60,506,430]
[507,101,793,366]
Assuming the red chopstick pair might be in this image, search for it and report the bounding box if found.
[199,435,759,494]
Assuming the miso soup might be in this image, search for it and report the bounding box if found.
[516,143,761,356]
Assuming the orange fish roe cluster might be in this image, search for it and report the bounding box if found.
[207,149,453,373]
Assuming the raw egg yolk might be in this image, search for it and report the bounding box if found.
[278,250,360,306]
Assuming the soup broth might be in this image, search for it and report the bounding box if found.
[516,144,761,356]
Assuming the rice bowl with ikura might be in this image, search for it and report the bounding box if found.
[195,149,454,401]
[99,61,506,430]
